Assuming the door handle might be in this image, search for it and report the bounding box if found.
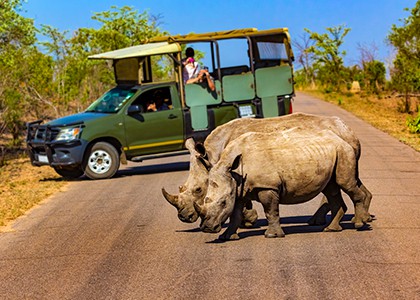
[168,114,177,119]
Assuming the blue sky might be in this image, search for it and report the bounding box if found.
[22,0,417,67]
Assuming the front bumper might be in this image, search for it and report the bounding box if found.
[27,139,88,167]
[26,120,87,167]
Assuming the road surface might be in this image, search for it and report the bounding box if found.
[0,92,419,299]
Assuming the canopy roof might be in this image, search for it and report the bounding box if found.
[148,27,290,43]
[88,42,181,60]
[88,28,290,60]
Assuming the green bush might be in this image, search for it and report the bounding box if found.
[406,110,420,133]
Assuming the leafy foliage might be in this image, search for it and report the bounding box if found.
[387,1,420,112]
[407,110,420,133]
[304,25,350,92]
[363,60,386,94]
[0,0,38,145]
[0,3,167,147]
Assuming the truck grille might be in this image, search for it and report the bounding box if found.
[27,121,60,143]
[34,127,60,141]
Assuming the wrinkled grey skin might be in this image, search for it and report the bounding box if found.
[162,113,372,225]
[197,129,372,240]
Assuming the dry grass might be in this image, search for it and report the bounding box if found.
[0,91,419,230]
[303,90,420,152]
[0,157,67,229]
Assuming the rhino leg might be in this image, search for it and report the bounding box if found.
[241,200,258,228]
[336,147,371,229]
[308,196,330,225]
[322,182,347,232]
[258,190,285,238]
[338,182,371,229]
[349,182,374,224]
[354,180,374,222]
[218,199,244,241]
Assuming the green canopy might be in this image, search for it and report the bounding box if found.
[148,28,290,43]
[88,28,291,60]
[88,42,181,60]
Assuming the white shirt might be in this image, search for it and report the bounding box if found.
[183,61,200,83]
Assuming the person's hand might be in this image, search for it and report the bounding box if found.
[147,103,156,111]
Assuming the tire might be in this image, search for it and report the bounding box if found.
[54,166,84,179]
[83,142,120,179]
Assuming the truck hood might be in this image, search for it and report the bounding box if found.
[46,112,110,126]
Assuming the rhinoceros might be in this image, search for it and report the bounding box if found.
[162,113,372,226]
[196,129,372,240]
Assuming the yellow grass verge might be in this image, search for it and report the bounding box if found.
[303,90,420,152]
[0,157,68,230]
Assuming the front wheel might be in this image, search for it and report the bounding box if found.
[83,142,120,179]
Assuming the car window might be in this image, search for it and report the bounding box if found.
[86,87,137,113]
[131,87,173,113]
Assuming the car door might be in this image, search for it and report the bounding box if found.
[122,85,184,157]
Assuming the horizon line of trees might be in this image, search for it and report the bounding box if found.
[1,0,419,152]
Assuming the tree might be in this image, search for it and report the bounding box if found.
[0,0,36,49]
[89,5,164,51]
[305,25,351,92]
[38,5,167,110]
[363,60,386,94]
[1,4,167,148]
[355,42,386,94]
[292,32,316,89]
[0,0,39,146]
[387,1,420,112]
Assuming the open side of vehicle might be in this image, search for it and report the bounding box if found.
[26,27,295,179]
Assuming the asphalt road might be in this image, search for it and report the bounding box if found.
[0,92,419,299]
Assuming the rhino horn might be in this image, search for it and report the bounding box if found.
[179,185,187,193]
[162,188,179,208]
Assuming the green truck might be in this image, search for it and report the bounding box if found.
[26,27,295,180]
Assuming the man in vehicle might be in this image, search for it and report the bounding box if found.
[147,90,170,111]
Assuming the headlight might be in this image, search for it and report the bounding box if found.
[55,127,81,141]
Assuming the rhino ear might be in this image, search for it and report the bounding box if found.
[195,142,207,158]
[185,138,196,153]
[195,142,212,171]
[229,154,243,185]
[230,154,242,171]
[197,156,212,172]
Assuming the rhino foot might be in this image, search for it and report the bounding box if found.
[219,232,239,241]
[264,232,286,238]
[308,200,330,225]
[351,214,374,223]
[241,221,254,228]
[308,215,327,226]
[351,210,372,228]
[241,208,258,228]
[324,225,343,232]
[264,227,285,238]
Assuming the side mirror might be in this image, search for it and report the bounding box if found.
[127,104,143,115]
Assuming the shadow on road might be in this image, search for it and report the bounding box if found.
[204,214,372,243]
[116,161,190,177]
[40,161,190,182]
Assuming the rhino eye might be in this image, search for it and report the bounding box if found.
[210,181,218,188]
[194,187,202,194]
[220,200,226,208]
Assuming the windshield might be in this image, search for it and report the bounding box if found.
[86,87,137,113]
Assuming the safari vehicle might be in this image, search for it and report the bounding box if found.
[26,27,295,180]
